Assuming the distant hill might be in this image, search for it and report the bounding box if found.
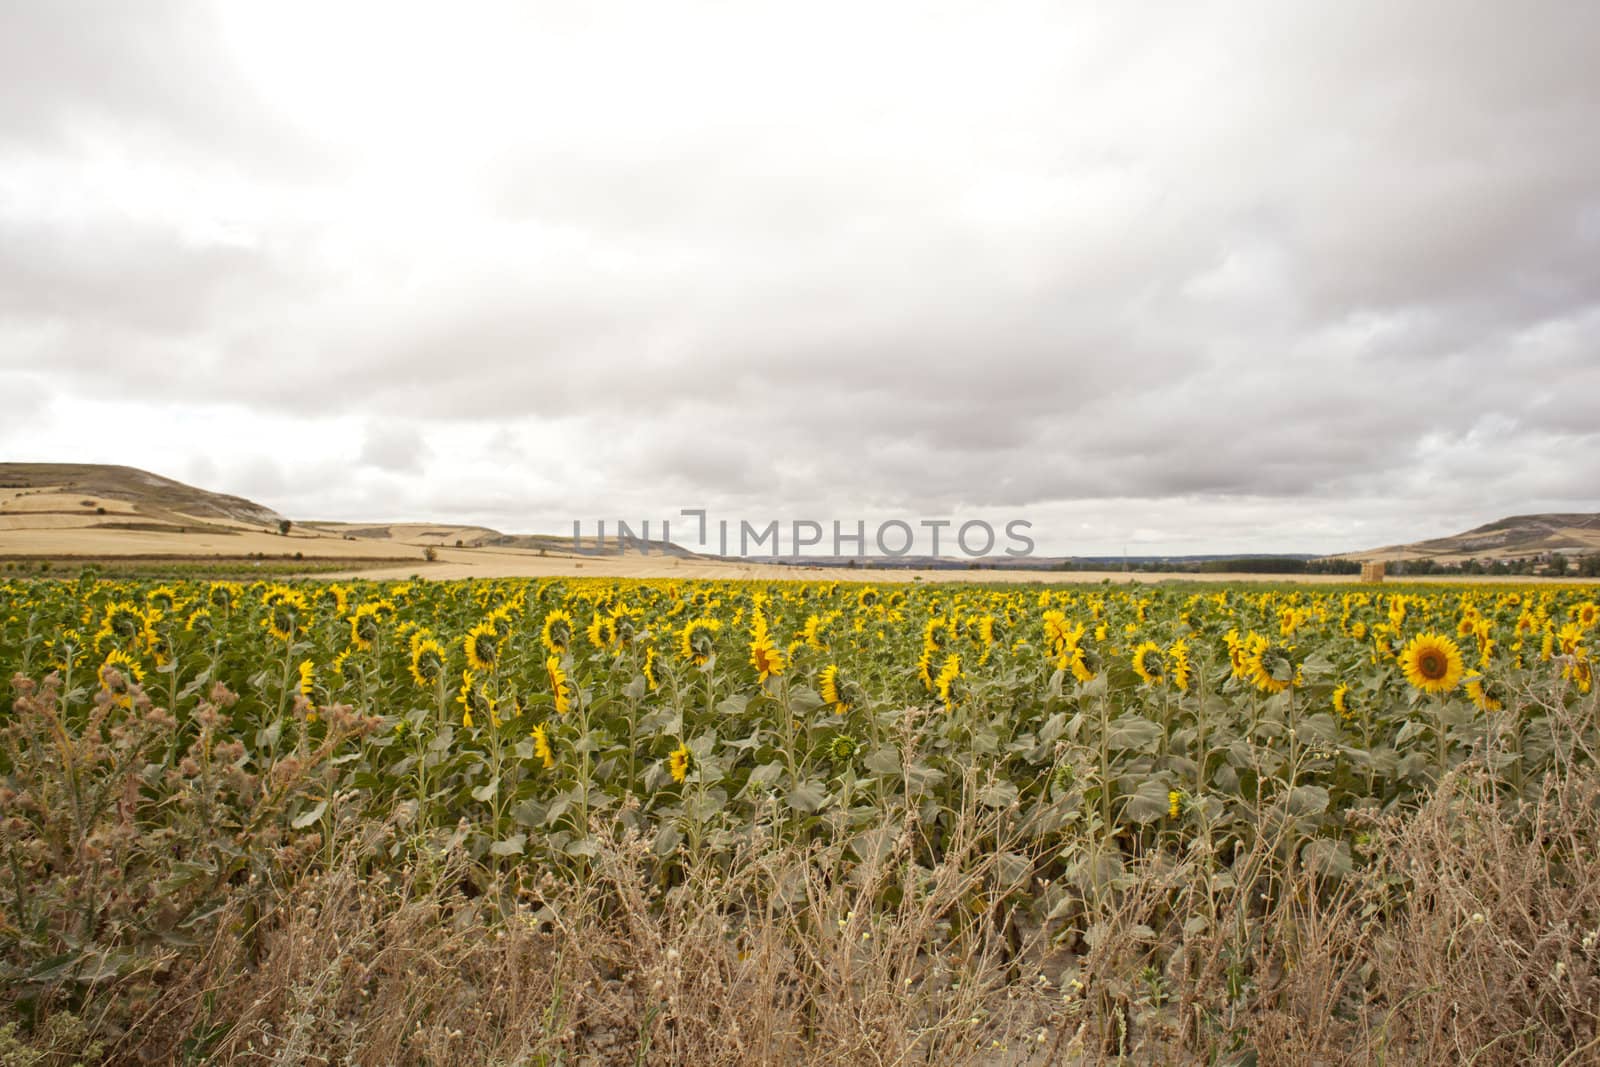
[1341,513,1600,563]
[0,463,699,562]
[0,462,284,527]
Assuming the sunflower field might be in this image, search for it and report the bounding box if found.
[4,575,1597,880]
[2,574,1599,1061]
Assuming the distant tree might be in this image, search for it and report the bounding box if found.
[1549,553,1570,576]
[424,547,438,562]
[1580,554,1600,578]
[277,519,292,536]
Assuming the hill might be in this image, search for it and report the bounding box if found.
[0,463,700,573]
[1341,513,1600,564]
[0,463,283,527]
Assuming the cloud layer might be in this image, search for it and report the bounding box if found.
[3,1,1597,554]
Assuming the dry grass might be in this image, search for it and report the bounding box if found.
[52,770,1600,1064]
[5,682,1599,1065]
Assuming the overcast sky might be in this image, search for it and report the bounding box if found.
[2,1,1597,556]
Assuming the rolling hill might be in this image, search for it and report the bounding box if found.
[1341,513,1600,563]
[0,463,698,570]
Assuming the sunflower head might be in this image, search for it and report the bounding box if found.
[1464,672,1504,712]
[409,637,446,688]
[819,664,847,711]
[1132,641,1166,686]
[1399,632,1464,695]
[680,618,722,667]
[532,723,555,769]
[586,613,619,651]
[98,647,143,694]
[1332,682,1353,722]
[668,743,692,784]
[333,647,360,684]
[545,655,573,715]
[350,606,381,650]
[1167,639,1192,692]
[750,635,785,683]
[1244,634,1295,694]
[101,602,144,645]
[642,646,661,691]
[934,653,963,711]
[541,610,574,655]
[465,622,500,672]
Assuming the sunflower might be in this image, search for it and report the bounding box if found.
[349,604,382,650]
[546,655,573,714]
[803,614,827,652]
[458,669,497,728]
[98,647,144,699]
[909,645,936,691]
[1568,657,1593,695]
[409,636,446,689]
[1399,632,1464,695]
[1131,641,1166,686]
[322,583,350,616]
[297,659,316,703]
[586,613,619,651]
[613,610,640,648]
[143,622,173,669]
[486,602,516,637]
[1065,641,1098,684]
[95,601,144,652]
[263,590,310,643]
[1168,638,1192,692]
[1576,601,1599,630]
[1464,673,1503,712]
[332,647,360,684]
[541,610,574,656]
[1331,682,1353,722]
[464,621,500,672]
[750,633,785,683]
[819,663,850,713]
[208,581,240,611]
[679,618,722,667]
[531,723,555,769]
[934,653,963,712]
[668,743,691,784]
[642,646,661,691]
[1557,623,1585,657]
[46,632,85,672]
[1243,633,1294,694]
[1042,610,1070,653]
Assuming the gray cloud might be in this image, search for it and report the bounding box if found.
[2,1,1597,553]
[359,421,429,474]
